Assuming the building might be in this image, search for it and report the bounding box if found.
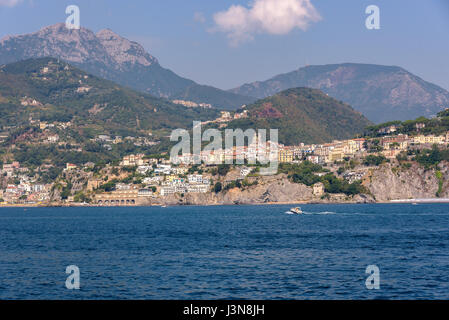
[66,163,77,170]
[186,184,209,193]
[343,171,366,184]
[137,165,152,175]
[378,125,398,134]
[313,182,325,196]
[120,154,146,166]
[328,147,345,162]
[307,155,325,165]
[160,185,187,196]
[47,135,59,143]
[173,167,188,175]
[154,164,172,175]
[143,176,163,185]
[39,122,48,130]
[382,134,409,150]
[278,149,293,163]
[188,174,203,184]
[87,179,102,192]
[413,134,445,145]
[95,189,138,206]
[138,189,154,197]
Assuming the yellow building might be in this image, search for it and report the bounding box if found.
[39,122,48,130]
[328,147,345,162]
[278,149,294,163]
[165,174,179,182]
[413,135,445,144]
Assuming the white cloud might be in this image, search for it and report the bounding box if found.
[0,0,23,7]
[212,0,321,46]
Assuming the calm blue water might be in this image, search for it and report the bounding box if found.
[0,204,448,299]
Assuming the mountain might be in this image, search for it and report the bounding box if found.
[0,23,254,109]
[224,87,372,145]
[0,58,218,135]
[230,63,449,123]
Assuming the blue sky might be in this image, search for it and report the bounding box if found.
[0,0,448,90]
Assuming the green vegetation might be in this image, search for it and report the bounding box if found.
[98,180,117,192]
[60,181,72,200]
[364,112,449,138]
[224,180,242,191]
[224,87,372,145]
[217,164,231,176]
[278,161,365,195]
[0,58,219,136]
[363,155,388,166]
[213,182,222,193]
[321,174,365,196]
[278,161,325,186]
[412,145,449,168]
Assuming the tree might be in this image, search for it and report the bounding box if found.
[214,182,222,193]
[217,164,231,176]
[363,155,387,166]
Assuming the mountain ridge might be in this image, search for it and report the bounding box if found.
[230,63,449,123]
[224,87,372,145]
[0,23,255,109]
[0,57,219,136]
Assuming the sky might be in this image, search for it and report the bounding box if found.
[0,0,448,91]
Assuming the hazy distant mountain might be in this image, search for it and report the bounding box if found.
[225,87,372,145]
[230,63,449,123]
[0,23,254,109]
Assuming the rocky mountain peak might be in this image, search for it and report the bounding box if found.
[0,24,253,107]
[0,23,157,68]
[96,28,157,67]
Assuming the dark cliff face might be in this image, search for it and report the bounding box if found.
[230,63,449,123]
[0,24,254,109]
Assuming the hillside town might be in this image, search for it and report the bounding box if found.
[2,117,449,206]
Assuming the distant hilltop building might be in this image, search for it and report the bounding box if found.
[172,100,212,108]
[378,125,398,134]
[20,96,42,107]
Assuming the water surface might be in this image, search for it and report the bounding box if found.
[0,204,448,299]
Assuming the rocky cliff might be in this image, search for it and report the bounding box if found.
[142,162,449,206]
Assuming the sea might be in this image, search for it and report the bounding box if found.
[0,204,448,299]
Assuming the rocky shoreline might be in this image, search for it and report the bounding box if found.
[3,161,449,208]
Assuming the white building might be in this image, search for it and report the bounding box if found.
[137,165,152,175]
[188,174,203,184]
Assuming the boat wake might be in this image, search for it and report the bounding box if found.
[312,211,336,215]
[285,211,336,215]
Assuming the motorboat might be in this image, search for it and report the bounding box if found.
[289,207,303,214]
